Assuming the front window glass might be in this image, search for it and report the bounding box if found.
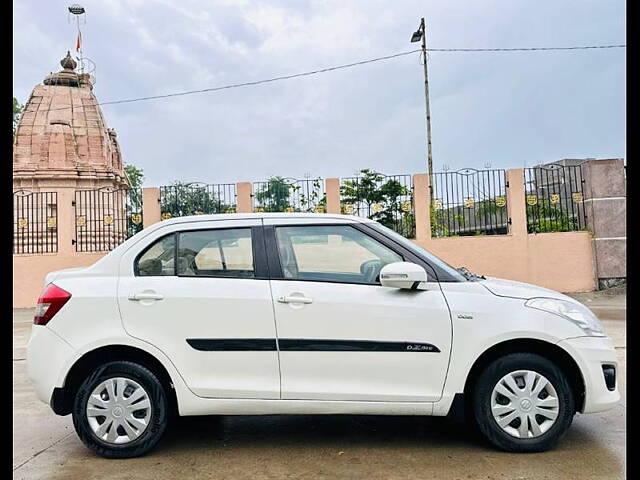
[275,225,402,284]
[136,234,176,276]
[178,228,254,278]
[369,222,467,282]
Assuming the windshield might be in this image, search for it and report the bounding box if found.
[369,223,467,282]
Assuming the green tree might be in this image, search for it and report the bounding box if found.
[124,164,144,190]
[254,177,293,212]
[341,169,414,237]
[120,165,145,236]
[430,204,464,237]
[13,97,23,138]
[254,177,326,213]
[526,198,578,233]
[296,178,326,213]
[123,164,144,220]
[475,199,500,220]
[161,182,233,217]
[430,204,449,237]
[431,197,507,237]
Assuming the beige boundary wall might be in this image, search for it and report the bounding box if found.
[411,170,596,293]
[13,168,596,308]
[415,233,595,293]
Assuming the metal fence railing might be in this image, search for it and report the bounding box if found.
[159,183,236,219]
[524,164,587,233]
[13,190,58,254]
[253,178,326,213]
[430,169,509,237]
[340,172,415,238]
[74,187,143,252]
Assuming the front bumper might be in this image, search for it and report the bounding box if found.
[557,336,620,414]
[27,325,75,407]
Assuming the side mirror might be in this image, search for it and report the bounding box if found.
[379,262,428,289]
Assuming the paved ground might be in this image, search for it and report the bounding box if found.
[13,292,626,479]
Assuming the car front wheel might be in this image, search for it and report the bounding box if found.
[472,353,575,452]
[72,360,168,458]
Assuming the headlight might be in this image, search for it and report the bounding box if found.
[525,297,605,336]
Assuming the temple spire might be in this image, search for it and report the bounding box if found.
[43,51,80,87]
[60,51,77,70]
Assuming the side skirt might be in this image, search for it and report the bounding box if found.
[177,397,436,417]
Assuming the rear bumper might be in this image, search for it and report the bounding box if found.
[27,325,75,409]
[557,336,620,414]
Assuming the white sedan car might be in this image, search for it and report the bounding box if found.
[27,213,619,458]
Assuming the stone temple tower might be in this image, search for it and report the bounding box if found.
[13,52,134,304]
[13,52,128,190]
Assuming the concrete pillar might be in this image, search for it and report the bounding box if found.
[413,173,431,241]
[142,187,161,228]
[506,169,527,237]
[581,159,626,288]
[56,189,75,254]
[325,178,341,214]
[236,182,253,213]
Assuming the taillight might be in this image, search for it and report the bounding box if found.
[34,284,72,326]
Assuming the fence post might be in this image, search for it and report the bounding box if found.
[325,178,341,214]
[236,182,253,213]
[581,158,626,288]
[57,189,76,254]
[142,187,161,228]
[506,168,527,236]
[413,174,431,241]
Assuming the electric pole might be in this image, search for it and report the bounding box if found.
[411,18,434,201]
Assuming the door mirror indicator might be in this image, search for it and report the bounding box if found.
[380,262,428,289]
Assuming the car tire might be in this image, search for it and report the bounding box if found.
[472,353,575,452]
[72,361,168,458]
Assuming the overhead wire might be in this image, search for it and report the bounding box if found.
[27,44,625,114]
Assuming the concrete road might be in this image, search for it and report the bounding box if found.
[13,295,626,480]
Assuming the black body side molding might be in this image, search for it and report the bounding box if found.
[186,339,440,353]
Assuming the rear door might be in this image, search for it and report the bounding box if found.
[265,219,453,402]
[117,219,280,399]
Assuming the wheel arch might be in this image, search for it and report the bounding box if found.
[462,338,586,413]
[51,344,178,417]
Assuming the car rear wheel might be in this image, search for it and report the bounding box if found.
[472,353,575,452]
[72,361,168,458]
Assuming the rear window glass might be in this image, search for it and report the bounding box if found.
[136,234,176,276]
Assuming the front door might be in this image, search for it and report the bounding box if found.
[265,221,452,402]
[117,219,280,399]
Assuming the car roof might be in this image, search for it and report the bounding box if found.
[157,212,375,227]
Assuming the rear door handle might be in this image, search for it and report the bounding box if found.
[277,295,313,304]
[128,292,164,301]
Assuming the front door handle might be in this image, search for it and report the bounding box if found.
[128,292,164,301]
[277,295,313,304]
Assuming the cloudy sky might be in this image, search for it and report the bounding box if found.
[13,0,625,186]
